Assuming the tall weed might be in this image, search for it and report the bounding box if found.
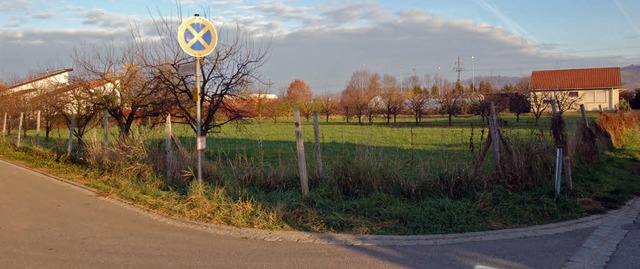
[596,111,640,147]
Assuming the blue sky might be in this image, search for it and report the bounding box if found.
[1,0,639,93]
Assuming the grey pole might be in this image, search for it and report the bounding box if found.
[2,112,7,142]
[103,109,109,152]
[471,56,475,92]
[17,112,23,147]
[196,57,203,184]
[36,110,41,148]
[67,114,75,155]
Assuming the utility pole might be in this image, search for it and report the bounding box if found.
[453,56,464,83]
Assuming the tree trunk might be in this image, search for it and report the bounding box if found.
[448,114,453,126]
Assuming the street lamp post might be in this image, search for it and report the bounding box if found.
[471,56,475,93]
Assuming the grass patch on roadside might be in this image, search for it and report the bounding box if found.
[0,112,638,235]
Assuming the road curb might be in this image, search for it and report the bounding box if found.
[562,197,640,269]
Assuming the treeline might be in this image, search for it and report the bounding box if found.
[257,72,534,126]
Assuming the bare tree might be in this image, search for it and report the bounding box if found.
[263,98,286,124]
[50,80,100,145]
[149,12,269,136]
[550,91,582,115]
[32,81,67,141]
[341,70,379,124]
[339,97,353,123]
[439,84,464,126]
[315,95,339,123]
[379,74,404,124]
[405,86,429,125]
[73,31,172,137]
[530,91,549,124]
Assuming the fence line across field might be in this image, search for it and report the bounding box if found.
[1,106,602,198]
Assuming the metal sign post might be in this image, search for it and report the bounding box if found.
[195,57,203,183]
[178,14,218,184]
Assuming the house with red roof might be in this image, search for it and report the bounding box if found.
[2,68,120,116]
[6,68,74,95]
[530,67,621,111]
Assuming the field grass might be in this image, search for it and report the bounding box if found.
[1,111,636,235]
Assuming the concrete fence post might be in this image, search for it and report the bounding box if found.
[67,114,75,155]
[165,114,173,181]
[2,112,7,143]
[36,110,41,148]
[17,112,24,147]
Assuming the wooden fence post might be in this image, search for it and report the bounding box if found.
[563,156,573,190]
[489,103,502,180]
[313,111,323,178]
[294,108,309,198]
[67,114,75,155]
[165,114,173,181]
[580,104,588,127]
[2,112,6,143]
[17,112,24,147]
[36,110,41,148]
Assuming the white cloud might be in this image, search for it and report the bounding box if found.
[0,0,33,12]
[79,8,135,28]
[0,0,638,92]
[212,0,244,7]
[33,12,56,20]
[3,21,20,28]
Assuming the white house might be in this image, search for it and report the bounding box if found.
[530,67,622,111]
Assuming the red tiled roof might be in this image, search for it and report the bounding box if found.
[530,67,621,91]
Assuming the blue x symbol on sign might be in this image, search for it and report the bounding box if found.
[178,17,218,57]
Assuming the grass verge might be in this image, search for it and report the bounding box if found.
[0,114,638,235]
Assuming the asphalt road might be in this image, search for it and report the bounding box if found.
[0,159,591,269]
[607,213,640,269]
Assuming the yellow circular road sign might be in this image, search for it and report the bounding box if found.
[178,16,217,58]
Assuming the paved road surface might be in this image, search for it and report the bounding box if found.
[606,212,640,269]
[0,159,629,268]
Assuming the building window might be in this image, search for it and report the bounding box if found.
[583,92,595,103]
[595,91,607,103]
[569,91,579,97]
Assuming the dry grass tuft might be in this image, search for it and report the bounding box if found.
[595,111,640,147]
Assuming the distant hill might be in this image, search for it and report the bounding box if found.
[621,65,640,90]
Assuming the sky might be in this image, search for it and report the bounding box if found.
[1,0,640,94]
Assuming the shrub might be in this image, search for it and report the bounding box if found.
[595,111,640,147]
[619,99,631,111]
